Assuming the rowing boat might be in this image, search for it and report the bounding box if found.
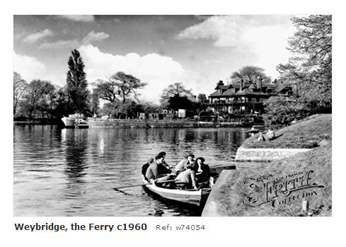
[142,177,211,206]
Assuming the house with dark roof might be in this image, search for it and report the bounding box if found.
[208,77,293,116]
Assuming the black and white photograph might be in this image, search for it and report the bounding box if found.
[4,0,345,246]
[13,14,332,217]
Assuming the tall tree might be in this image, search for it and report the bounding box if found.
[160,82,194,107]
[230,66,271,84]
[265,15,332,125]
[13,72,28,116]
[66,49,90,114]
[276,15,332,112]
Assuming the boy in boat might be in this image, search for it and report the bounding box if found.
[145,153,173,184]
[175,153,195,175]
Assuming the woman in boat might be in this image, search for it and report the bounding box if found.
[175,164,198,190]
[175,153,195,174]
[141,157,154,182]
[192,157,211,187]
[145,153,173,183]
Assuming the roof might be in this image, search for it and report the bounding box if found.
[209,91,223,97]
[274,83,292,93]
[222,89,237,96]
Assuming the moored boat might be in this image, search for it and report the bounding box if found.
[74,118,89,128]
[142,177,210,206]
[61,116,75,128]
[61,114,89,128]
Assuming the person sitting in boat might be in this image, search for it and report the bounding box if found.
[157,151,173,170]
[145,153,173,184]
[142,157,154,182]
[192,157,211,186]
[175,153,195,174]
[175,164,198,190]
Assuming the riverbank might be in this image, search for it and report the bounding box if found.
[88,118,224,128]
[203,114,332,216]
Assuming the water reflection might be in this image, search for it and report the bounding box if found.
[14,125,249,216]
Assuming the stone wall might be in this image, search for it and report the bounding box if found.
[235,147,311,161]
[87,118,219,128]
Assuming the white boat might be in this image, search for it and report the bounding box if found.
[74,118,89,128]
[61,114,89,128]
[61,116,75,128]
[142,177,211,206]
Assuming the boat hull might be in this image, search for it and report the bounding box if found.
[142,178,205,206]
[61,117,75,128]
[61,117,89,128]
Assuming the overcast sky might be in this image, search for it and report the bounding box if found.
[14,15,298,103]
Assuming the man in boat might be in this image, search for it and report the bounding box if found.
[145,153,173,184]
[157,151,173,170]
[175,153,195,174]
[192,157,213,188]
[175,164,198,190]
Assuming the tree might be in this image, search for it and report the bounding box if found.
[53,87,70,118]
[160,82,194,107]
[265,15,332,125]
[168,95,193,110]
[197,93,208,103]
[95,72,146,104]
[66,49,90,114]
[94,79,120,103]
[13,72,28,116]
[101,100,139,119]
[90,89,100,116]
[20,80,56,119]
[277,15,332,111]
[113,72,147,103]
[230,66,271,84]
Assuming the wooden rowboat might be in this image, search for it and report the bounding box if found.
[142,177,211,206]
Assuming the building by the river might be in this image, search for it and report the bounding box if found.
[207,78,293,116]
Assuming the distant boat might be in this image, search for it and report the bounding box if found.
[61,116,75,128]
[61,114,89,128]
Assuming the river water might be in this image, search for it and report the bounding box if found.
[13,125,249,217]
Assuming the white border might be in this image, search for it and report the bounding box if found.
[3,1,344,246]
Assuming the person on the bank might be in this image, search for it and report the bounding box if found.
[266,128,275,140]
[175,153,195,174]
[192,157,211,184]
[175,164,198,190]
[145,153,172,183]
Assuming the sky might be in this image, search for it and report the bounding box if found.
[14,15,298,104]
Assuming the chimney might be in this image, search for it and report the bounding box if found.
[240,79,244,91]
[256,76,262,90]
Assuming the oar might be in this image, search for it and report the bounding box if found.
[113,179,178,192]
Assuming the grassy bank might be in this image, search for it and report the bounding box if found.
[206,114,332,216]
[241,114,332,149]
